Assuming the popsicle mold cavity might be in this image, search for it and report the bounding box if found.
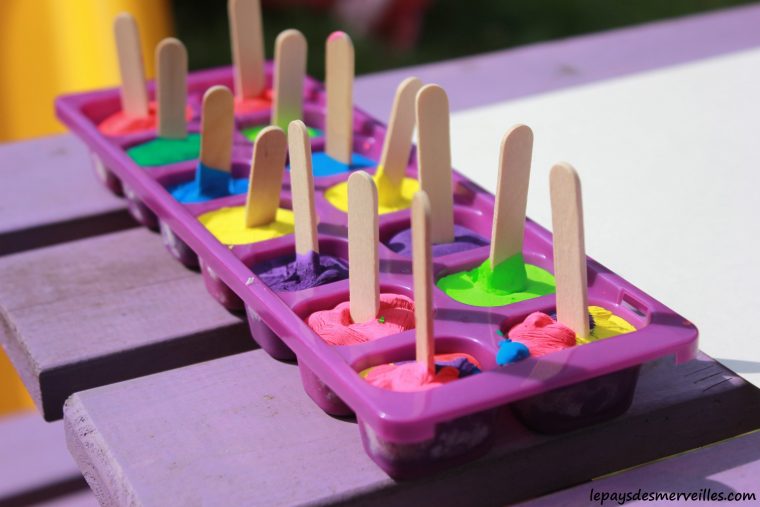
[388,224,488,258]
[199,206,294,246]
[310,152,376,177]
[254,250,348,292]
[243,124,322,142]
[127,133,201,167]
[169,163,249,204]
[97,102,194,136]
[438,253,556,307]
[306,293,415,346]
[324,167,419,215]
[361,353,481,392]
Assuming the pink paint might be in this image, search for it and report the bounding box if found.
[507,312,576,357]
[364,362,458,392]
[363,353,482,392]
[328,31,348,42]
[306,293,415,346]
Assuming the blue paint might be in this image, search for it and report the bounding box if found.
[496,339,530,366]
[305,152,376,177]
[168,162,248,203]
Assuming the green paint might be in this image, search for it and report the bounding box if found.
[127,134,201,167]
[437,253,556,307]
[242,124,322,142]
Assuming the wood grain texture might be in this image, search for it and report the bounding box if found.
[348,171,379,323]
[199,86,235,172]
[228,0,265,99]
[325,32,354,164]
[288,121,319,255]
[272,30,307,132]
[0,228,252,420]
[550,162,589,338]
[489,125,533,268]
[63,351,760,507]
[244,126,287,227]
[376,77,423,192]
[155,38,187,139]
[0,135,133,256]
[412,192,434,373]
[113,13,148,117]
[416,84,454,244]
[0,412,91,506]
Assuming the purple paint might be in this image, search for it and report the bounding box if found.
[254,250,348,292]
[386,224,489,257]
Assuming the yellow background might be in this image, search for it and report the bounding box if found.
[0,0,172,142]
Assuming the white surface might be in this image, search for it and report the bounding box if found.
[449,48,760,387]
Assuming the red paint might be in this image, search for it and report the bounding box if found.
[98,102,193,136]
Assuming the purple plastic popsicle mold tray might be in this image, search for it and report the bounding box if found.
[56,63,698,480]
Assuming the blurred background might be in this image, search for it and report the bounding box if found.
[0,0,754,143]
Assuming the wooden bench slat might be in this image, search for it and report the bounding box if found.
[64,350,760,506]
[0,136,133,256]
[0,228,253,420]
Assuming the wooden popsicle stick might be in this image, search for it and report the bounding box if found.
[288,121,319,255]
[114,13,148,117]
[156,38,188,139]
[348,171,379,323]
[376,77,423,191]
[199,86,235,172]
[550,162,590,339]
[489,124,534,267]
[416,84,454,244]
[228,0,266,99]
[272,30,307,132]
[245,126,287,227]
[412,191,435,374]
[325,32,354,165]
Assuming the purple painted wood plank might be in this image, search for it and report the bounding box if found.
[0,135,134,256]
[0,228,253,421]
[521,431,760,506]
[0,412,91,506]
[63,350,760,507]
[355,4,760,119]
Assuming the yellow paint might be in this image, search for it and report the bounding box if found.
[199,207,295,246]
[0,349,35,416]
[325,166,420,214]
[0,0,172,141]
[577,305,637,344]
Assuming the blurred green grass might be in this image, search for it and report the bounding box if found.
[174,1,756,77]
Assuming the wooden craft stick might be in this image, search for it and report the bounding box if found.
[416,84,454,244]
[325,32,354,165]
[412,191,435,374]
[156,38,188,139]
[199,86,235,172]
[288,121,319,254]
[273,30,307,132]
[489,124,534,267]
[376,77,423,193]
[245,126,287,227]
[348,171,379,323]
[228,0,266,100]
[550,162,590,339]
[114,13,148,117]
